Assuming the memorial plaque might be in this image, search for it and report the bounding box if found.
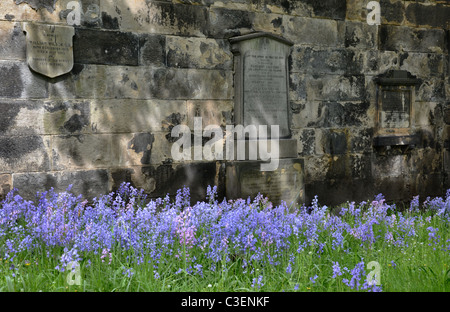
[23,23,75,78]
[244,49,288,135]
[226,33,303,205]
[374,70,420,137]
[380,88,411,129]
[230,33,293,139]
[226,159,304,207]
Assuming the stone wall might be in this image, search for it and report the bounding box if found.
[0,0,449,205]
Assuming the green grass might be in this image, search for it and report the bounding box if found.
[1,195,450,292]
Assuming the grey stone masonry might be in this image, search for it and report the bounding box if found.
[0,0,448,206]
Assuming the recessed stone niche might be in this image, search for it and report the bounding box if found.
[373,70,421,152]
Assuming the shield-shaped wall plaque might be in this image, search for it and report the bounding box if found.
[23,23,75,78]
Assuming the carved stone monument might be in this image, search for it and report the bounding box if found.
[23,23,75,78]
[226,32,304,207]
[373,70,421,149]
[230,32,293,139]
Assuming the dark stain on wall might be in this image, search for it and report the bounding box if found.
[101,12,120,30]
[63,114,87,133]
[406,3,450,29]
[128,133,155,165]
[164,113,184,143]
[15,0,57,12]
[0,136,44,163]
[302,0,347,20]
[0,64,23,98]
[0,103,21,133]
[142,162,224,204]
[380,0,404,24]
[73,28,139,66]
[139,34,166,66]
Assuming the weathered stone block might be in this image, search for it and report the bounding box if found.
[248,0,346,20]
[399,52,445,79]
[363,50,400,75]
[0,61,48,98]
[73,28,139,66]
[296,128,316,156]
[100,0,209,36]
[380,0,405,24]
[350,128,374,153]
[58,0,101,28]
[52,134,119,170]
[414,172,443,199]
[405,2,450,29]
[283,16,338,46]
[91,99,187,134]
[0,0,63,23]
[344,21,377,49]
[372,154,406,179]
[12,169,110,200]
[0,99,41,135]
[416,78,446,102]
[0,135,51,172]
[414,102,438,127]
[351,154,372,179]
[166,36,233,70]
[345,0,367,22]
[139,34,166,67]
[304,155,331,181]
[291,100,371,129]
[43,100,91,135]
[306,75,366,102]
[0,21,26,60]
[210,1,249,11]
[143,68,233,100]
[156,131,187,165]
[49,65,233,100]
[15,0,57,13]
[289,73,307,102]
[127,132,156,165]
[248,0,312,16]
[48,64,106,99]
[409,148,442,174]
[52,132,163,170]
[0,174,12,200]
[321,129,349,155]
[379,25,446,53]
[305,178,375,207]
[208,7,255,38]
[290,47,364,75]
[226,158,305,206]
[186,100,234,129]
[325,154,350,179]
[299,0,347,20]
[0,99,88,136]
[140,162,223,204]
[290,101,314,129]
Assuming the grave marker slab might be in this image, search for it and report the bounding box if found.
[230,32,293,139]
[226,32,304,206]
[373,70,421,148]
[23,23,75,78]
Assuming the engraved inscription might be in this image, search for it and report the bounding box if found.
[380,89,411,128]
[23,23,75,78]
[243,50,289,137]
[240,166,301,204]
